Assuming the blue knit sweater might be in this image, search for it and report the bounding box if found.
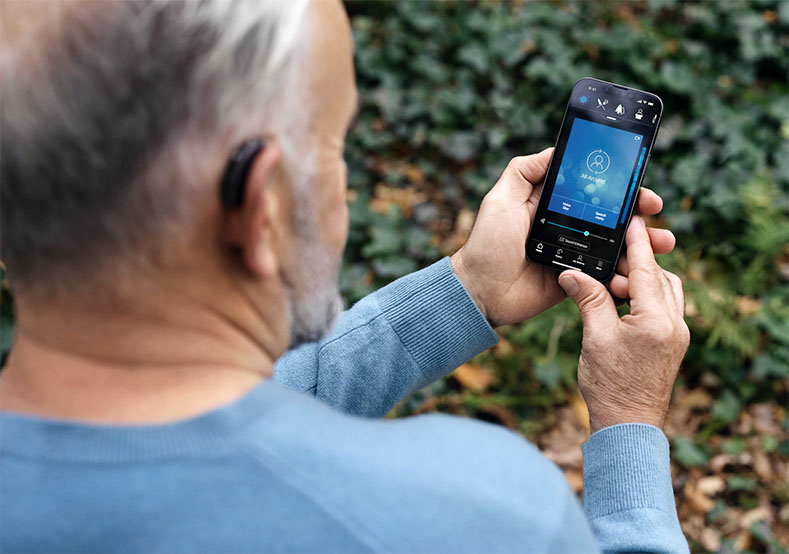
[0,258,687,553]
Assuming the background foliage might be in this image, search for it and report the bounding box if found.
[0,0,786,552]
[342,1,788,552]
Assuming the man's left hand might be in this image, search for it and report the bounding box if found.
[450,148,676,327]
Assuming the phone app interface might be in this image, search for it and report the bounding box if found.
[548,117,645,229]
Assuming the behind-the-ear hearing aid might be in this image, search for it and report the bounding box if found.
[220,137,266,209]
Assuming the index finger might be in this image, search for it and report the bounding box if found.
[635,187,663,216]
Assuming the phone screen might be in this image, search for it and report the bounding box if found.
[526,78,662,281]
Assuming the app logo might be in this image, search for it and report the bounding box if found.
[596,98,609,110]
[586,149,610,174]
[635,108,644,120]
[615,104,625,115]
[579,95,588,104]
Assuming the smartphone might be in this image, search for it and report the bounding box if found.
[526,77,663,281]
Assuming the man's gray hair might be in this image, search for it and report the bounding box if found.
[1,0,310,297]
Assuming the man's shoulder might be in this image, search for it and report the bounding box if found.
[242,386,580,552]
[253,382,568,496]
[0,383,590,553]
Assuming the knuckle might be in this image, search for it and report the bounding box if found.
[647,262,664,278]
[629,265,658,285]
[481,190,505,210]
[505,157,523,175]
[666,272,683,293]
[579,288,610,312]
[582,332,613,359]
[677,320,691,348]
[648,320,675,342]
[506,155,538,183]
[508,155,528,168]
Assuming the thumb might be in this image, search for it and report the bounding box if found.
[558,270,619,328]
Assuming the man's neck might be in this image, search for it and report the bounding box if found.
[0,283,288,424]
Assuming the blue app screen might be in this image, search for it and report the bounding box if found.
[548,117,645,229]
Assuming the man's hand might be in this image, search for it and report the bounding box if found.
[558,216,690,433]
[450,148,676,327]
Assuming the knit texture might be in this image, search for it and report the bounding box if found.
[1,261,686,553]
[375,257,499,382]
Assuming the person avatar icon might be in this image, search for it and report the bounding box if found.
[586,149,610,174]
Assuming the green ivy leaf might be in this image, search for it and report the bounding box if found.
[671,436,710,467]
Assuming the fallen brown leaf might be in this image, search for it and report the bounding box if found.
[751,403,783,435]
[400,163,425,185]
[563,468,584,494]
[369,184,427,217]
[570,390,590,434]
[710,454,735,472]
[677,388,713,410]
[539,407,585,468]
[733,529,752,553]
[478,404,518,430]
[699,527,721,552]
[736,296,763,315]
[734,410,755,435]
[679,512,705,541]
[740,506,772,530]
[753,450,774,481]
[453,363,495,391]
[442,208,476,253]
[696,475,725,496]
[492,336,514,358]
[736,451,754,467]
[683,483,715,514]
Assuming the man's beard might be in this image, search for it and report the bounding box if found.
[276,146,345,348]
[280,232,344,349]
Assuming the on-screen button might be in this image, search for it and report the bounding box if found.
[558,235,590,251]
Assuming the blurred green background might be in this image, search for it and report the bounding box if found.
[341,1,788,551]
[1,0,787,552]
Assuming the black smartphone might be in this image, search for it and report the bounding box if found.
[526,77,663,281]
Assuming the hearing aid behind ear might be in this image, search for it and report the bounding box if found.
[220,137,266,209]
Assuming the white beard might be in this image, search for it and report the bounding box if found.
[276,142,344,348]
[281,232,344,348]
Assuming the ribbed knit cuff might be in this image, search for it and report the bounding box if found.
[582,423,676,520]
[374,257,499,384]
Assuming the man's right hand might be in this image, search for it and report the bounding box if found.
[558,216,690,434]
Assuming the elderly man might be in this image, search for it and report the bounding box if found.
[0,1,690,552]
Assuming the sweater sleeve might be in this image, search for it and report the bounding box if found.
[582,423,689,554]
[273,257,499,417]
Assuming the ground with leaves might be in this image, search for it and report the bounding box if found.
[343,1,788,552]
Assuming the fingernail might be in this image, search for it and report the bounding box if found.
[558,274,578,295]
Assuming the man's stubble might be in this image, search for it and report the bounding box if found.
[278,158,345,349]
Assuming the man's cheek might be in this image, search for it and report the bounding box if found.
[324,198,348,256]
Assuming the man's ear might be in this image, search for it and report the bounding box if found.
[222,141,283,279]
